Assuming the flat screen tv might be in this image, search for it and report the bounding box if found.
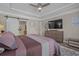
[48,19,63,29]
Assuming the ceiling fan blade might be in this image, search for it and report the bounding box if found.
[30,4,38,8]
[42,3,50,7]
[38,3,42,7]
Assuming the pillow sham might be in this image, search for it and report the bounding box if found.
[0,47,5,54]
[0,32,17,50]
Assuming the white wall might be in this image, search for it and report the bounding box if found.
[63,12,79,41]
[46,11,79,42]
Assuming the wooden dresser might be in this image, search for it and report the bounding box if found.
[45,30,63,43]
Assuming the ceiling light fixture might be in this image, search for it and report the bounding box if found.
[30,3,50,12]
[38,6,42,12]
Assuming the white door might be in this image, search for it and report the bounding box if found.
[6,18,19,35]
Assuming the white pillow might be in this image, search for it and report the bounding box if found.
[0,47,5,54]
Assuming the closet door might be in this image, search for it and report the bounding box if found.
[6,18,19,35]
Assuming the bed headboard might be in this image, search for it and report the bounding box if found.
[45,30,63,43]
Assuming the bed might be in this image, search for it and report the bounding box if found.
[0,32,60,56]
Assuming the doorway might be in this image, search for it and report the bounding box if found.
[19,21,27,36]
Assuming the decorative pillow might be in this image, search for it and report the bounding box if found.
[0,42,10,50]
[0,32,17,50]
[0,47,5,54]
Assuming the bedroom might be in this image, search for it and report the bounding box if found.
[0,3,79,56]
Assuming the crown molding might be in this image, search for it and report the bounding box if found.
[9,4,75,18]
[0,3,78,21]
[41,3,75,17]
[0,10,43,21]
[11,8,40,18]
[43,8,79,21]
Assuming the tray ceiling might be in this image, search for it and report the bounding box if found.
[0,3,79,20]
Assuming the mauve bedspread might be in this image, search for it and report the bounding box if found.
[27,34,60,56]
[0,37,26,56]
[19,36,42,56]
[0,35,60,56]
[0,36,42,56]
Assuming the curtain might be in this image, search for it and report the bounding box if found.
[6,18,19,35]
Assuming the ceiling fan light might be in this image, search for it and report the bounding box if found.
[38,7,42,10]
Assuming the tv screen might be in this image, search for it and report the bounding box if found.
[48,19,62,29]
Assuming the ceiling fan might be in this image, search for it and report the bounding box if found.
[30,3,50,12]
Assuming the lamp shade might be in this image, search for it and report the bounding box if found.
[0,24,4,33]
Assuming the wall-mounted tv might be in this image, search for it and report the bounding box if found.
[48,19,63,29]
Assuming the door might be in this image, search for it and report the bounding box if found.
[19,21,27,36]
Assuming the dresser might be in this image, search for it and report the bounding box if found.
[45,30,63,43]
